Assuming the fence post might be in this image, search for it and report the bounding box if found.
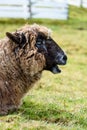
[29,0,32,18]
[80,0,83,7]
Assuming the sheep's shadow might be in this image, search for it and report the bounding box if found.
[19,100,74,125]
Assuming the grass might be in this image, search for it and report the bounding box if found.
[0,6,87,130]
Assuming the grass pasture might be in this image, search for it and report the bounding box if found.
[0,6,87,130]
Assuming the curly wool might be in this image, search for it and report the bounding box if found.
[18,23,52,38]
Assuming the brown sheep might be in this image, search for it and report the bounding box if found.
[0,24,67,115]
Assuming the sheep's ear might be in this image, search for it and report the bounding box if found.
[6,32,20,44]
[6,32,26,47]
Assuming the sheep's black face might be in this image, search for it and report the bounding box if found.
[36,33,67,74]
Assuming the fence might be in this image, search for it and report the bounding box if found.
[68,0,87,8]
[82,0,87,8]
[0,0,29,19]
[0,0,68,20]
[32,0,68,20]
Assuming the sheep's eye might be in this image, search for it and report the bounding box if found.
[37,38,42,43]
[35,39,42,47]
[37,41,42,45]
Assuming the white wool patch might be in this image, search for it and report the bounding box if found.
[31,23,52,38]
[47,28,52,39]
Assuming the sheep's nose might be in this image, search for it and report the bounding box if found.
[62,55,67,62]
[55,53,67,65]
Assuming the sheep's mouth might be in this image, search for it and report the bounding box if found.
[49,65,61,74]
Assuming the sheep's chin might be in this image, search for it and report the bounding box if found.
[50,65,61,74]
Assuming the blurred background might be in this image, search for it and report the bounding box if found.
[0,0,87,20]
[0,0,87,130]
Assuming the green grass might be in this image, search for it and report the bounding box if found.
[0,6,87,130]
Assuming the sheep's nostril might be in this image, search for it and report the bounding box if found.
[55,54,67,65]
[63,55,67,61]
[60,54,67,65]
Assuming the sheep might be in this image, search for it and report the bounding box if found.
[0,24,67,115]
